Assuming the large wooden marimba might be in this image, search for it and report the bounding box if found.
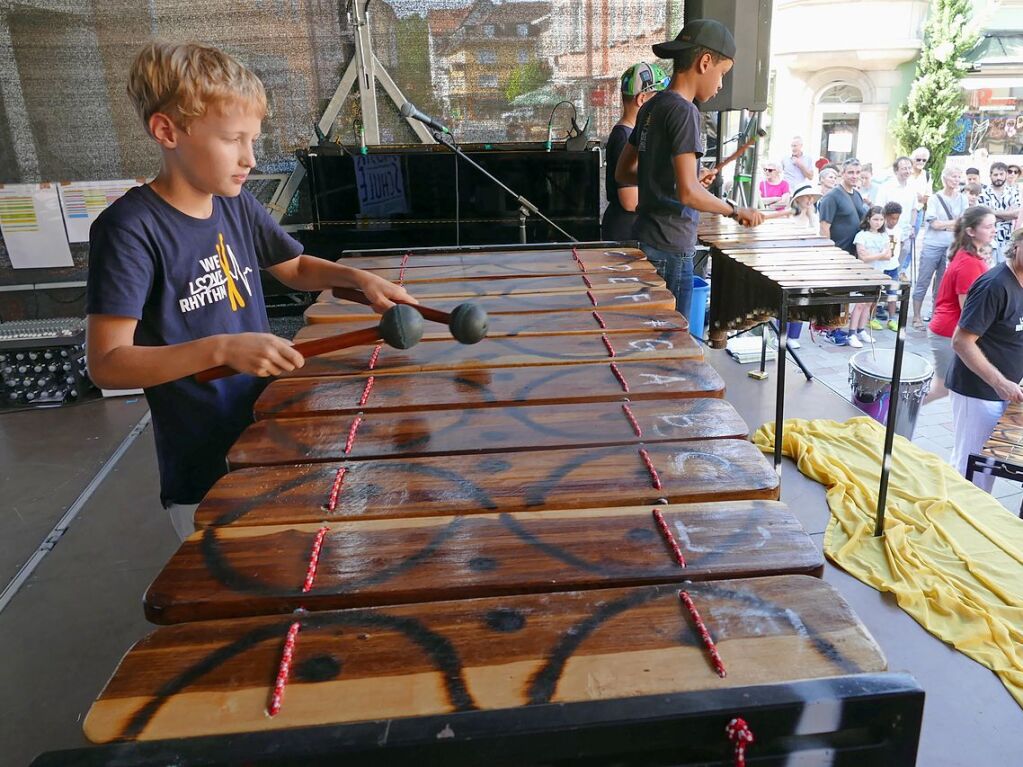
[697,218,891,348]
[38,243,923,766]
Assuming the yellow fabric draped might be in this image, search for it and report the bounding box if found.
[753,416,1023,707]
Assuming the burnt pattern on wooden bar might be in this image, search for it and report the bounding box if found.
[92,577,874,743]
[146,502,823,623]
[256,360,724,420]
[228,399,747,468]
[304,287,676,323]
[196,440,780,528]
[284,331,698,379]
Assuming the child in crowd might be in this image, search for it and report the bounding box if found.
[781,185,822,347]
[870,201,904,329]
[965,182,983,207]
[849,206,895,346]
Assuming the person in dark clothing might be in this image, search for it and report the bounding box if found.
[602,62,668,242]
[614,19,763,320]
[948,226,1023,491]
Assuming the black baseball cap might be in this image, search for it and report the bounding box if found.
[652,19,736,60]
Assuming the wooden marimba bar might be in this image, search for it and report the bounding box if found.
[37,243,923,766]
[967,399,1023,515]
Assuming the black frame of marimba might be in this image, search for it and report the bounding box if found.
[965,453,1023,517]
[708,248,912,537]
[30,673,923,766]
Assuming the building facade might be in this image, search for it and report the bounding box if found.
[767,0,929,173]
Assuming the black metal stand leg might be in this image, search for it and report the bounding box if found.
[770,319,813,381]
[759,327,769,374]
[773,301,789,473]
[874,285,911,536]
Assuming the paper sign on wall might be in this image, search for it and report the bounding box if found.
[0,184,73,269]
[58,179,143,243]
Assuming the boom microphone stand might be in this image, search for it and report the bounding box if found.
[431,130,578,244]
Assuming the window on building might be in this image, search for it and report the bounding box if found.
[483,24,495,38]
[477,50,497,65]
[817,83,862,165]
[517,23,528,37]
[517,49,529,64]
[819,83,863,104]
[480,74,498,89]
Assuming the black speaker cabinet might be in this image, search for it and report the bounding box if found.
[684,0,772,112]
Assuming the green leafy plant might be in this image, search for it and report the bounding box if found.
[891,0,980,189]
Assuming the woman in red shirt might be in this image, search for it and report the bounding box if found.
[925,205,995,404]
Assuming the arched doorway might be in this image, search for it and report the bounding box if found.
[817,82,862,165]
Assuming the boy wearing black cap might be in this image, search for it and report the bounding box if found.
[616,18,762,320]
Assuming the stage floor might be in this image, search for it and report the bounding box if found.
[1,346,1019,766]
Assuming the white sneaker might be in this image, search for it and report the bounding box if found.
[788,338,801,349]
[847,334,863,348]
[857,330,875,343]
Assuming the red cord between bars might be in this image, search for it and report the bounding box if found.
[591,310,607,329]
[586,290,598,306]
[325,466,347,512]
[301,526,330,593]
[638,447,663,490]
[726,718,754,767]
[601,333,617,358]
[358,375,376,407]
[398,252,410,284]
[652,508,686,567]
[609,362,630,392]
[679,590,727,678]
[267,621,301,716]
[367,344,383,371]
[582,274,593,288]
[344,415,363,455]
[622,403,643,437]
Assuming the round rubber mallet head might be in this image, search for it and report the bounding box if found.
[378,304,424,349]
[448,303,488,344]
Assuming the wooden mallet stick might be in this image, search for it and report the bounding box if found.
[195,304,424,383]
[331,287,488,344]
[713,128,768,173]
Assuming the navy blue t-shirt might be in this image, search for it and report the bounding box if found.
[602,123,636,242]
[629,90,703,252]
[817,186,867,255]
[86,185,303,505]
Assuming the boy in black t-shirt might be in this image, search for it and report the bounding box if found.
[947,228,1023,490]
[615,19,763,321]
[602,62,668,242]
[86,43,415,538]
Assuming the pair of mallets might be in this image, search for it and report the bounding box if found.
[195,288,488,383]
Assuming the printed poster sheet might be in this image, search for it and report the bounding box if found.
[0,183,73,269]
[58,179,143,243]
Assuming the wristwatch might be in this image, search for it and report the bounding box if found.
[725,200,738,219]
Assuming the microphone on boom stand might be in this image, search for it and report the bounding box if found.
[399,101,451,136]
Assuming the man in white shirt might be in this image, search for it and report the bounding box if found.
[781,136,815,190]
[913,166,964,329]
[877,156,918,278]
